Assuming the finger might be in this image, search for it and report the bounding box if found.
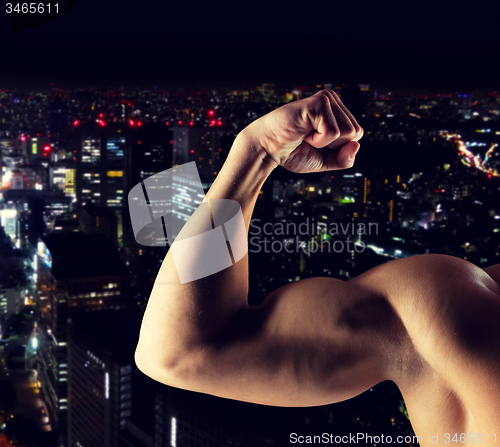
[326,90,364,141]
[318,140,360,172]
[302,93,341,148]
[318,90,358,141]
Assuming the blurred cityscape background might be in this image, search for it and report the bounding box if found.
[0,77,499,447]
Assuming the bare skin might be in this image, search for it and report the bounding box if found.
[135,90,500,445]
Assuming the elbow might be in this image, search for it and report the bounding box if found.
[134,343,176,385]
[134,342,209,391]
[134,346,159,381]
[134,350,180,389]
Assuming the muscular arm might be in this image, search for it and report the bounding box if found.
[134,90,500,412]
[134,91,385,407]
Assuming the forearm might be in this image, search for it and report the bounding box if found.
[135,126,277,369]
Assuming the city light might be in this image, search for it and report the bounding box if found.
[105,372,109,399]
[170,417,177,447]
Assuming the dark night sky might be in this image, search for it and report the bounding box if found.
[1,2,500,91]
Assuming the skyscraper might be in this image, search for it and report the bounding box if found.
[67,309,140,447]
[34,232,128,445]
[75,122,131,244]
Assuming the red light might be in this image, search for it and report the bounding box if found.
[208,110,215,117]
[138,141,141,145]
[43,145,51,152]
[189,121,194,126]
[97,120,106,127]
[165,121,170,126]
[99,113,103,118]
[129,120,135,126]
[210,120,215,126]
[217,120,222,126]
[190,150,195,154]
[137,121,143,126]
[218,148,222,152]
[487,174,492,179]
[73,120,80,126]
[178,120,183,125]
[20,136,26,141]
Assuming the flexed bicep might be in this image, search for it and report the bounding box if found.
[139,277,402,407]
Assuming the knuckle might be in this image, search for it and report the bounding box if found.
[317,92,331,106]
[326,89,340,100]
[329,126,341,140]
[342,123,357,138]
[316,89,334,100]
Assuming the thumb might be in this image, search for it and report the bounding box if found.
[336,141,360,169]
[309,140,361,172]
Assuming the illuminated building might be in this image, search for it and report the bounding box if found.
[340,172,363,204]
[25,136,54,162]
[50,160,76,199]
[0,278,23,321]
[0,208,17,241]
[0,226,24,321]
[68,309,139,447]
[34,232,128,445]
[2,189,73,246]
[75,123,131,244]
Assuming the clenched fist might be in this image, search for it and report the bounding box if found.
[244,89,364,173]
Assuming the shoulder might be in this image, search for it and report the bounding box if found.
[351,253,500,307]
[354,254,500,395]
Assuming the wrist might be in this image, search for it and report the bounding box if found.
[234,123,279,172]
[206,125,277,207]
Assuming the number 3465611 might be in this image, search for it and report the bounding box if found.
[5,3,60,13]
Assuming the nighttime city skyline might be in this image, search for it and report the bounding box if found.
[0,5,500,447]
[0,78,499,446]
